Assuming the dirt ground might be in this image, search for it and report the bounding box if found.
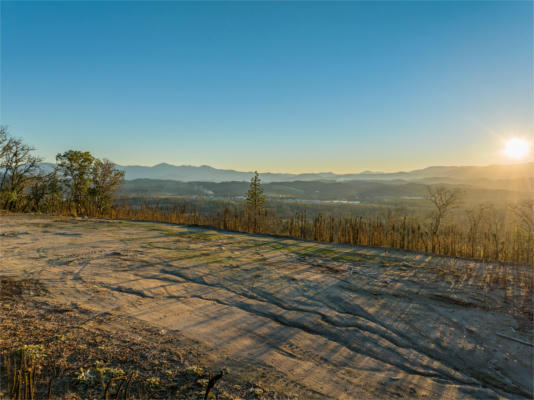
[1,215,532,399]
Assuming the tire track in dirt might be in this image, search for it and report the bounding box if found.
[153,267,492,391]
[2,215,532,399]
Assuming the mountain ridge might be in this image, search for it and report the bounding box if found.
[39,161,534,186]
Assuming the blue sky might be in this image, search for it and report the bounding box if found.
[1,1,532,172]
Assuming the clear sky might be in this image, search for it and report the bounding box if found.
[1,1,532,173]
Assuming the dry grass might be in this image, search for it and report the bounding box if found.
[431,260,534,324]
[108,203,534,264]
[0,277,287,400]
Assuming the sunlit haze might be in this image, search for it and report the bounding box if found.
[503,138,531,160]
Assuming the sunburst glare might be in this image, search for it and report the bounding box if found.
[503,138,531,159]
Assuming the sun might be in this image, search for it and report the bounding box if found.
[503,138,531,159]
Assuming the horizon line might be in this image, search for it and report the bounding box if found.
[39,160,534,176]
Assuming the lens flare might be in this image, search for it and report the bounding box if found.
[503,138,531,159]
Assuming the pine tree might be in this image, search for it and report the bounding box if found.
[245,171,265,232]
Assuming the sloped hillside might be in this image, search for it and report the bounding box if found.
[1,215,532,399]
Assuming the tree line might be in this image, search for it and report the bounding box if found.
[1,128,533,264]
[0,127,124,215]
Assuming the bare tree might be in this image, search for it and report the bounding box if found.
[465,204,488,258]
[0,127,12,160]
[425,186,462,252]
[510,199,534,262]
[510,199,534,234]
[0,127,42,210]
[485,205,506,261]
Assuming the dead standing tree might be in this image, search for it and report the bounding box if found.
[0,127,42,210]
[465,204,488,259]
[509,199,534,262]
[510,199,534,234]
[425,186,462,253]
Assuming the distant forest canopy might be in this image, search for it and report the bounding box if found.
[118,178,533,206]
[2,129,533,264]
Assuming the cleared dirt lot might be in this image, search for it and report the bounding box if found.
[1,215,532,399]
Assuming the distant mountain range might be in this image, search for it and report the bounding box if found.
[40,161,534,190]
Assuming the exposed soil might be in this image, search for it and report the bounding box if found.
[0,276,279,400]
[1,215,532,399]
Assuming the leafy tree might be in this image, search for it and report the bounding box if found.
[56,150,95,214]
[245,171,265,232]
[0,127,42,210]
[89,159,125,215]
[28,170,63,213]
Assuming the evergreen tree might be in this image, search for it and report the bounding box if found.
[245,171,265,231]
